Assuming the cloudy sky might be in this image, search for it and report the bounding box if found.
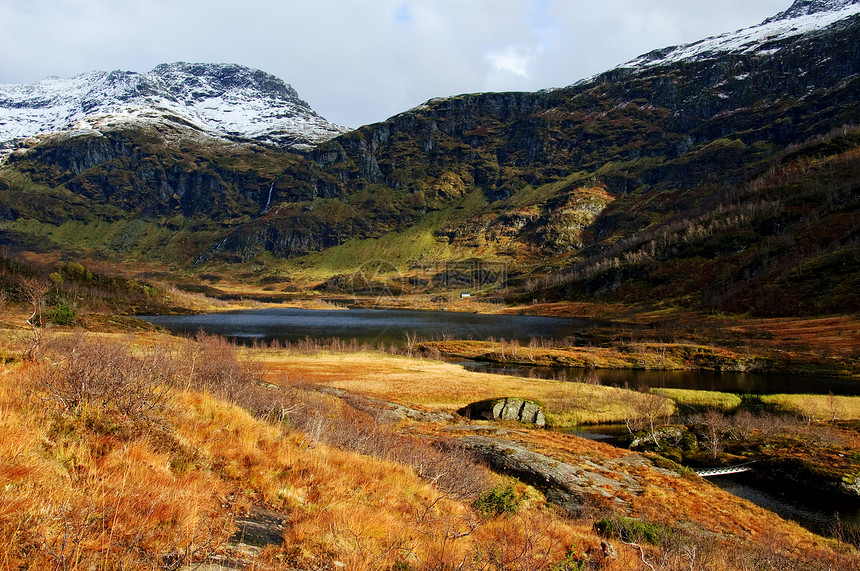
[0,0,791,128]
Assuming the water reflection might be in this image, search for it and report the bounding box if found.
[141,307,593,346]
[459,361,860,396]
[710,473,860,538]
[141,307,858,396]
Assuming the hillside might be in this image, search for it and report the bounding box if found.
[1,329,857,570]
[0,0,858,315]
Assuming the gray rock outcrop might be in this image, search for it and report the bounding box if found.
[460,435,647,516]
[458,397,546,427]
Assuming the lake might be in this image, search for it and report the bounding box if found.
[141,307,595,344]
[140,307,859,395]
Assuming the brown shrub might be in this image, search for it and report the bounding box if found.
[276,387,490,499]
[27,333,171,428]
[181,332,261,400]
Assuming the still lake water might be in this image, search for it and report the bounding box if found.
[710,473,860,538]
[140,307,859,395]
[141,307,594,346]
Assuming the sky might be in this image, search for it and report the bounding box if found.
[0,0,792,128]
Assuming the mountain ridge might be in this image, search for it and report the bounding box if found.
[0,62,349,158]
[591,0,860,77]
[766,0,860,22]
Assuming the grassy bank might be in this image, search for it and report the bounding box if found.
[422,335,860,377]
[651,387,860,421]
[260,349,661,426]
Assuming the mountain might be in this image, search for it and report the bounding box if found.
[0,62,349,156]
[1,0,858,316]
[615,0,860,71]
[0,64,347,233]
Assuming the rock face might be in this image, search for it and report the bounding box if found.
[460,435,656,516]
[309,4,860,203]
[459,398,546,427]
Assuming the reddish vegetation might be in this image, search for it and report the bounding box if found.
[0,332,856,569]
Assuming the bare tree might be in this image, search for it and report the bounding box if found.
[17,275,51,360]
[624,388,671,448]
[404,330,419,357]
[695,410,730,459]
[828,392,844,422]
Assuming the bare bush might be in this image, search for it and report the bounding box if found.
[623,388,672,447]
[404,330,419,357]
[35,497,228,570]
[181,332,260,401]
[27,333,171,426]
[729,408,758,440]
[690,410,731,459]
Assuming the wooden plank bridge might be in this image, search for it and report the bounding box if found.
[695,462,757,478]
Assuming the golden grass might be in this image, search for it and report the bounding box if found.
[0,341,606,569]
[736,315,860,358]
[1,330,857,569]
[420,339,783,375]
[258,349,664,425]
[651,388,743,411]
[760,393,860,421]
[500,301,633,319]
[0,368,231,568]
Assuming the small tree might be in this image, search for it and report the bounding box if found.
[17,276,51,360]
[827,391,844,422]
[694,410,730,459]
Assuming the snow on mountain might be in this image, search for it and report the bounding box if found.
[765,0,860,22]
[0,62,350,158]
[599,0,860,77]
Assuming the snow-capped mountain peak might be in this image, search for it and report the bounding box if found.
[610,0,860,74]
[0,62,350,158]
[765,0,860,23]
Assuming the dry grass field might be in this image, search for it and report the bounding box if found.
[760,393,860,421]
[259,349,663,426]
[0,306,859,568]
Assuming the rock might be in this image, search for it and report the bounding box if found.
[459,397,546,427]
[839,472,860,498]
[601,540,617,559]
[232,506,288,548]
[460,435,642,516]
[628,426,685,450]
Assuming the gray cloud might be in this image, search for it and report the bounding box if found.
[0,0,790,127]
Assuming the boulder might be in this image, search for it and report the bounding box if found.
[459,397,546,427]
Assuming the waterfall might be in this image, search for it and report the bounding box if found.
[261,182,274,214]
